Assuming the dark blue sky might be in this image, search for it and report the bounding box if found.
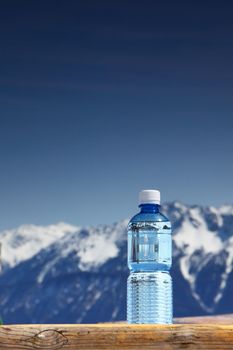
[0,0,233,229]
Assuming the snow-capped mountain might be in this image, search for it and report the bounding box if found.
[0,202,233,324]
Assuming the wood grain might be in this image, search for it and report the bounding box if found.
[1,318,233,350]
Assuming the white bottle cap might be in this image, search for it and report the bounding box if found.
[139,189,161,205]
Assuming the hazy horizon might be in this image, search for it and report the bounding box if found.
[0,200,233,232]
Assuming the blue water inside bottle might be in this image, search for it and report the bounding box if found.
[127,203,172,324]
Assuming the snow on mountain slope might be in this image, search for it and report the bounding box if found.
[175,207,223,255]
[163,202,233,313]
[173,206,223,311]
[0,219,128,271]
[77,220,127,271]
[37,220,128,282]
[0,222,78,268]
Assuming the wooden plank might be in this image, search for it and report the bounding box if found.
[1,323,233,350]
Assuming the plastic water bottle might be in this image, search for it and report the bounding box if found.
[127,189,172,324]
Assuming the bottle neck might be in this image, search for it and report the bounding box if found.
[139,203,160,213]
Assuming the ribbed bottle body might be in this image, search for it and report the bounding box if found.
[127,271,172,324]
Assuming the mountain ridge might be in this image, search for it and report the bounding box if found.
[0,201,233,323]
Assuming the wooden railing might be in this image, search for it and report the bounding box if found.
[0,315,232,349]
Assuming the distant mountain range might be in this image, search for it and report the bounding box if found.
[0,202,233,324]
